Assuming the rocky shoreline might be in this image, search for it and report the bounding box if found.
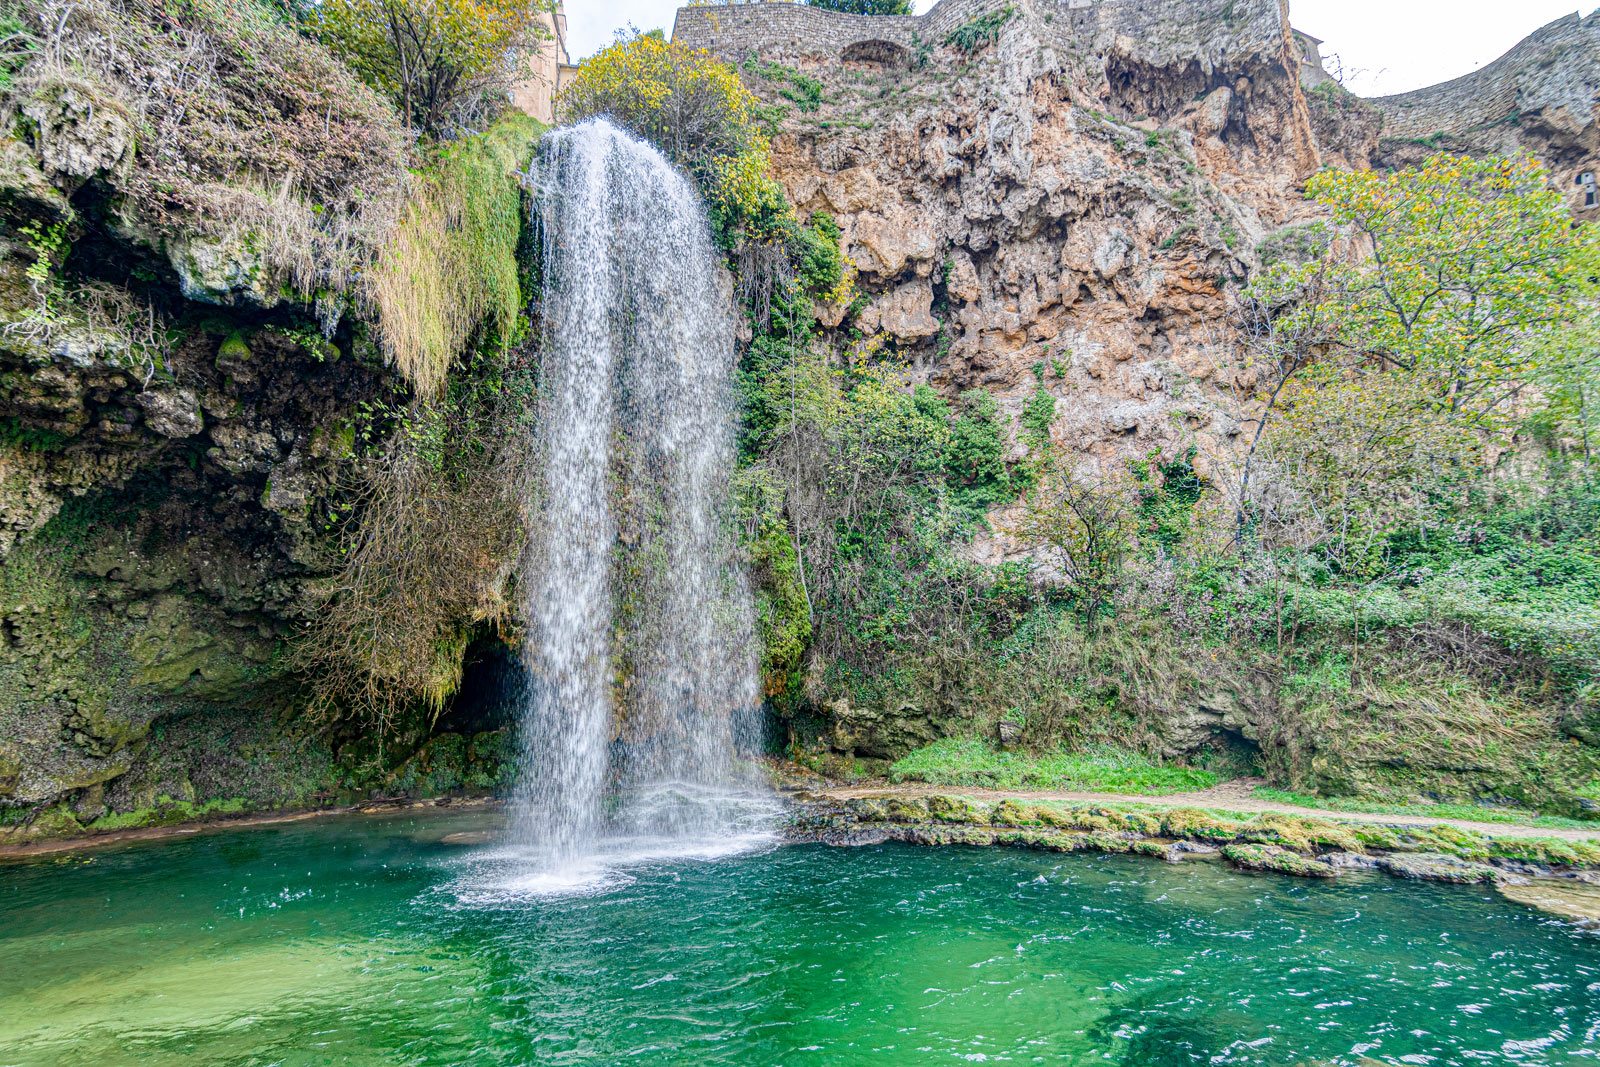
[0,795,501,860]
[8,784,1599,928]
[785,791,1600,926]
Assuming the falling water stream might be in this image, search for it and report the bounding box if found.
[510,119,772,883]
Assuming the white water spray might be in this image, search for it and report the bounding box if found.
[510,119,770,874]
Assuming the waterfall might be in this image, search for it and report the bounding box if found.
[511,119,766,870]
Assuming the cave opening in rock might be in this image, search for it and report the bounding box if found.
[434,637,526,738]
[841,39,909,70]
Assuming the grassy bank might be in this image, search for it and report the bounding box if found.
[887,739,1219,794]
[1252,787,1597,832]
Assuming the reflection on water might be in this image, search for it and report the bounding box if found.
[1,809,1597,1066]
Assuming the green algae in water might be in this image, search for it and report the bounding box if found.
[2,812,1598,1065]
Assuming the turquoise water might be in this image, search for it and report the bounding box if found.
[2,810,1597,1066]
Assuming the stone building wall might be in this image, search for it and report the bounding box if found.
[674,0,1325,82]
[1375,13,1599,141]
[1370,12,1600,218]
[511,1,572,125]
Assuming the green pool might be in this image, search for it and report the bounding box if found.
[2,809,1596,1065]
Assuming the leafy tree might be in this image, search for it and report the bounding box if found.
[1233,154,1600,556]
[559,32,760,172]
[1012,450,1134,621]
[805,0,913,14]
[1540,355,1600,487]
[313,0,548,136]
[1306,153,1599,423]
[562,32,807,307]
[1531,308,1600,487]
[1231,243,1342,540]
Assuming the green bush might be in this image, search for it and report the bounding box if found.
[946,389,1011,508]
[1020,389,1056,447]
[944,6,1014,53]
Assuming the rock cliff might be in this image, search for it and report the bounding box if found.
[676,0,1600,806]
[0,0,516,841]
[680,0,1326,514]
[679,0,1600,530]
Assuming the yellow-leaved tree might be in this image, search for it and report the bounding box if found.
[314,0,549,136]
[558,32,760,171]
[1233,153,1600,561]
[559,32,817,308]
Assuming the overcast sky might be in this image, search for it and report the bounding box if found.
[564,0,1594,98]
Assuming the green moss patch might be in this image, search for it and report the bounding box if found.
[889,739,1217,794]
[1223,843,1337,878]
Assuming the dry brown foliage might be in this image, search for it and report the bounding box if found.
[295,392,534,735]
[9,0,409,311]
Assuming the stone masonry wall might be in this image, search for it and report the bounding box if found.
[1369,12,1600,218]
[1375,13,1600,142]
[675,0,1296,71]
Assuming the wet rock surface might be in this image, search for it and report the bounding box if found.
[0,9,466,842]
[1378,853,1500,885]
[785,790,1600,896]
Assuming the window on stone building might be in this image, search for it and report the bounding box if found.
[1578,171,1596,207]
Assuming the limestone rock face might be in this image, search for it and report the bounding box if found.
[688,0,1600,537]
[135,388,204,439]
[859,279,939,340]
[20,81,134,190]
[169,234,283,310]
[0,0,499,844]
[0,96,398,839]
[692,0,1325,567]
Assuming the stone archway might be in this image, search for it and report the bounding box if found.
[841,39,910,69]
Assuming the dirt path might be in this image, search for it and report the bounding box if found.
[6,779,1597,860]
[810,777,1600,843]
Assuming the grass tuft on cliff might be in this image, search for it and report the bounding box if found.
[888,738,1218,795]
[12,0,409,296]
[369,114,543,397]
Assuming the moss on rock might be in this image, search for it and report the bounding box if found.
[1223,843,1337,878]
[1162,807,1241,840]
[925,793,985,823]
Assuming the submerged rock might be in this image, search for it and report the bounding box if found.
[1222,843,1338,878]
[1497,880,1600,928]
[1379,853,1498,884]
